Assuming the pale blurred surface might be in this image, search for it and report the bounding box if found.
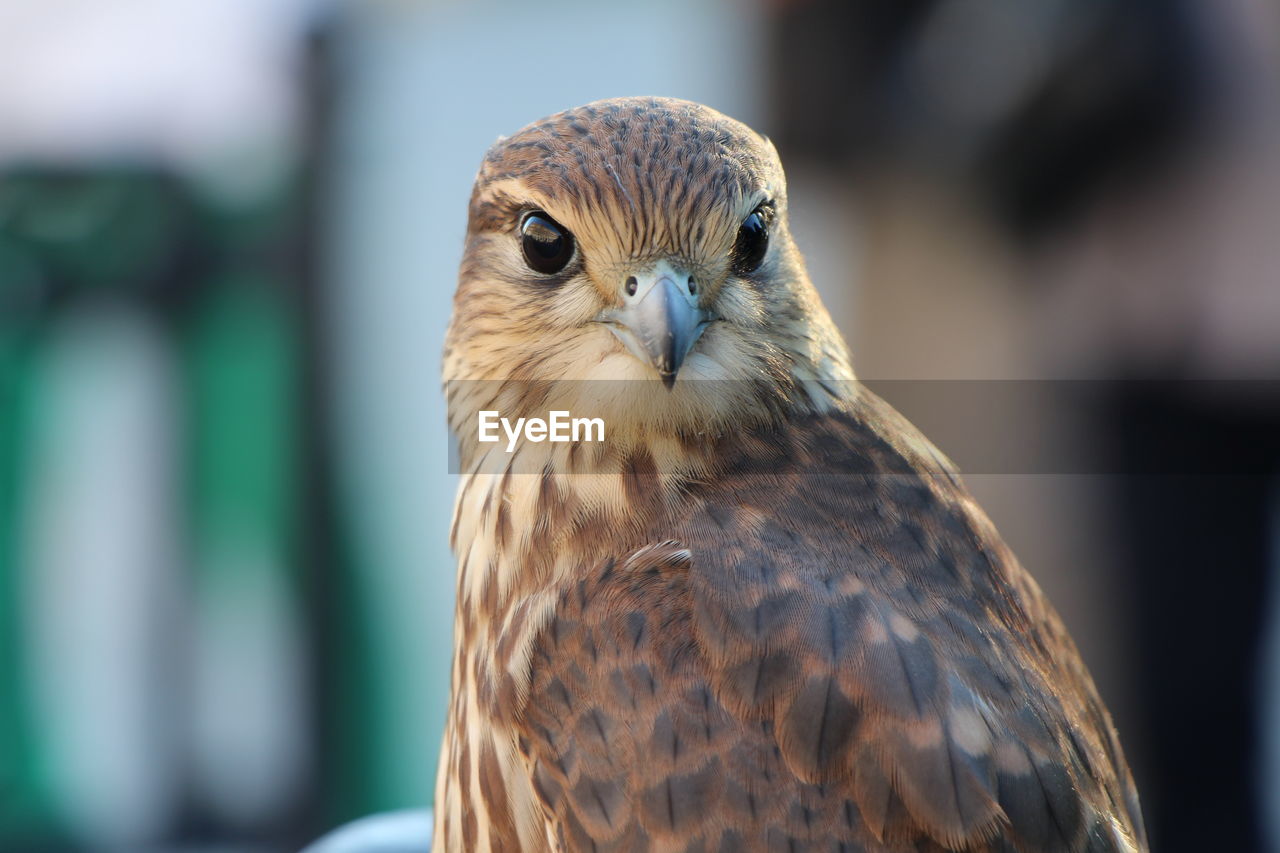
[301,809,430,853]
[0,1,1277,850]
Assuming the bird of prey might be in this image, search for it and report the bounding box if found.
[436,97,1145,852]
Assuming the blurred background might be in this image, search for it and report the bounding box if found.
[0,0,1277,850]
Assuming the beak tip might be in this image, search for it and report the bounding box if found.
[661,373,677,391]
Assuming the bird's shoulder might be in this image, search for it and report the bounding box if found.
[515,397,1144,851]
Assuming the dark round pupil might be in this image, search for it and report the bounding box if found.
[731,210,769,275]
[524,219,562,256]
[521,213,574,274]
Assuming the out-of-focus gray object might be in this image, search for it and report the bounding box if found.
[301,809,432,853]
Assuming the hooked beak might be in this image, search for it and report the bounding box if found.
[599,261,713,389]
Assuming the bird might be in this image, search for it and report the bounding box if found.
[435,96,1146,852]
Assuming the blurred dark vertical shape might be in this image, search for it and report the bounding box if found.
[1109,392,1280,853]
[298,20,340,850]
[768,1,1280,850]
[298,17,382,834]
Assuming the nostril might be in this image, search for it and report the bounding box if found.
[625,276,638,296]
[688,277,697,295]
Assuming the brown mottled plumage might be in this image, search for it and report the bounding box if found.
[436,97,1146,852]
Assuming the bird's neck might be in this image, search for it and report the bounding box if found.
[444,308,857,610]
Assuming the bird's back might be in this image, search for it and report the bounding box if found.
[512,389,1145,852]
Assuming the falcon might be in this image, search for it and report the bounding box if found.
[435,97,1146,852]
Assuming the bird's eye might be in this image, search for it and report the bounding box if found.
[730,205,771,275]
[520,211,575,275]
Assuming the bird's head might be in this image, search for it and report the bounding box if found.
[445,97,852,454]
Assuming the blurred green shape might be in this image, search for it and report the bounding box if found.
[325,516,412,825]
[185,272,298,560]
[0,170,185,294]
[0,324,64,844]
[183,269,309,829]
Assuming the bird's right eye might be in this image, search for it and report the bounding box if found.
[520,211,575,275]
[730,204,772,276]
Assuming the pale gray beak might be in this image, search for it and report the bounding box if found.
[600,261,712,389]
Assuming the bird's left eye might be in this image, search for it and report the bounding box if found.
[730,204,771,275]
[520,211,575,275]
